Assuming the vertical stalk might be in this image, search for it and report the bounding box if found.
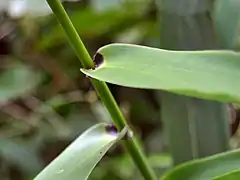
[46,1,157,180]
[155,0,230,165]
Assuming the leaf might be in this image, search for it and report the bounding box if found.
[81,43,240,103]
[214,170,240,180]
[161,149,240,180]
[0,63,41,103]
[213,0,240,49]
[34,123,128,180]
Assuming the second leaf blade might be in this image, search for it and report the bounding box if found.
[162,149,240,180]
[34,123,127,180]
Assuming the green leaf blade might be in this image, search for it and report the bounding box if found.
[34,123,127,180]
[162,150,240,180]
[214,170,240,180]
[81,43,240,103]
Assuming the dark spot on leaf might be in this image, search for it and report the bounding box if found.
[93,53,104,69]
[105,124,118,136]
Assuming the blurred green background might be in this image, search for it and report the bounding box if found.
[0,0,239,180]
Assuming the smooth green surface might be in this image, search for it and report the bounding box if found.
[162,149,240,180]
[0,63,41,103]
[46,1,157,180]
[213,0,240,49]
[34,123,127,180]
[81,43,240,103]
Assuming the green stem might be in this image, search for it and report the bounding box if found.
[46,1,157,180]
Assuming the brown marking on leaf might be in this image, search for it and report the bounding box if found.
[105,124,118,136]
